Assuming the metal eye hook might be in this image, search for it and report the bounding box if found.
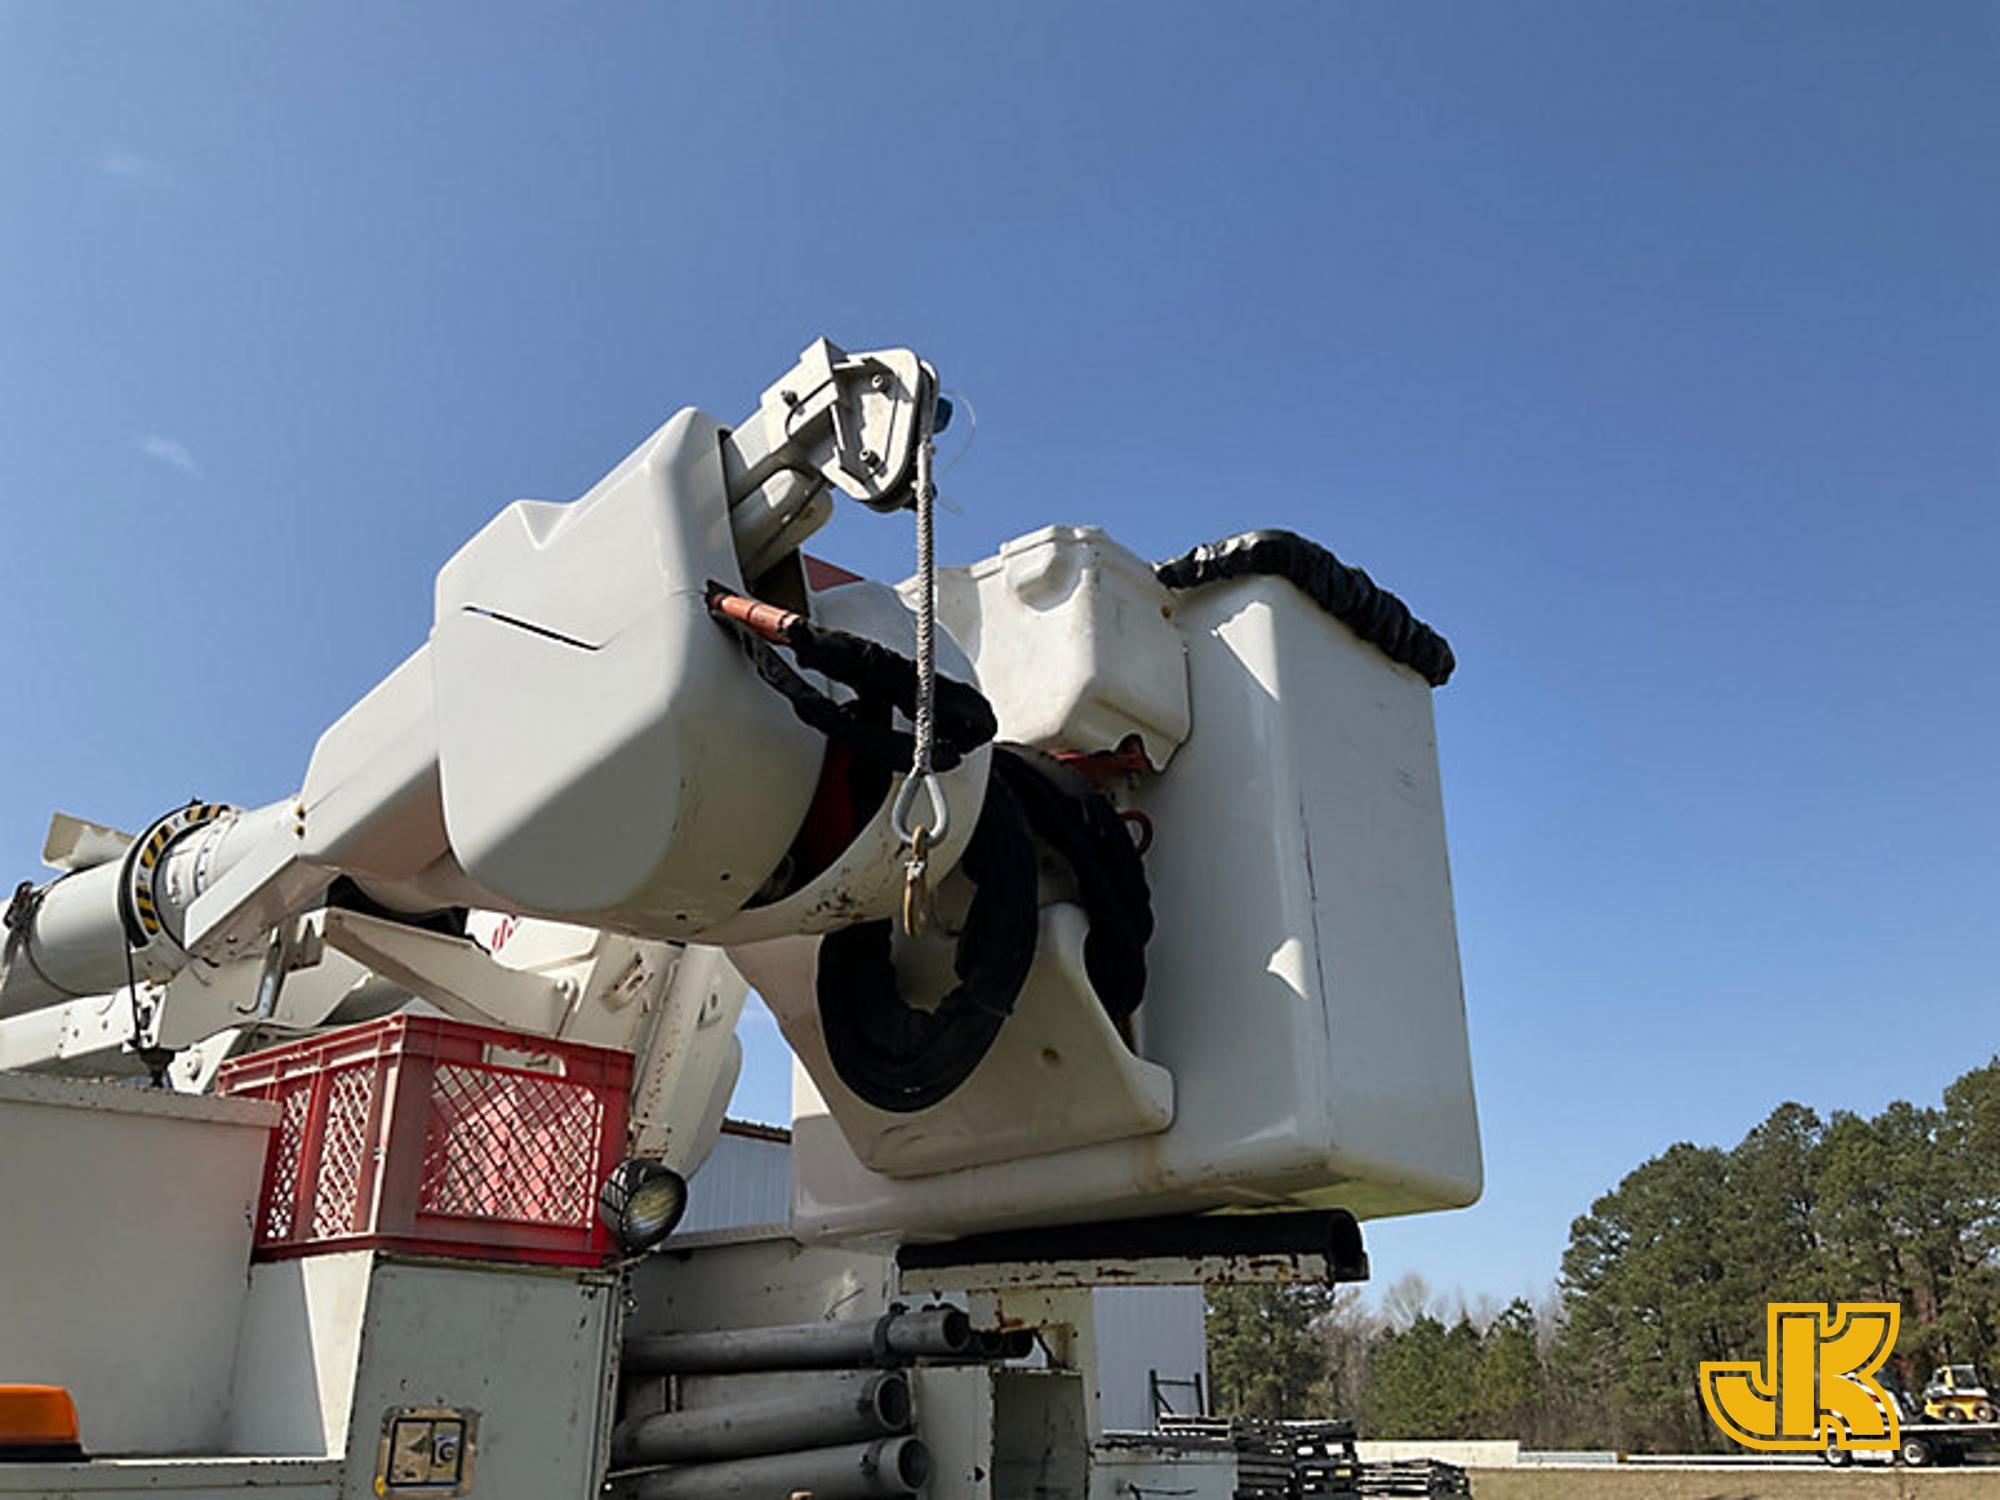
[890,770,951,849]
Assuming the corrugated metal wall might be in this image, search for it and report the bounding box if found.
[676,1126,790,1234]
[1093,1284,1208,1431]
[675,1125,1208,1431]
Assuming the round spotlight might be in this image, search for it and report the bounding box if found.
[598,1158,688,1255]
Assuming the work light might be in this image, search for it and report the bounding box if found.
[598,1158,688,1255]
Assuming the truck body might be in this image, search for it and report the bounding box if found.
[0,341,1479,1498]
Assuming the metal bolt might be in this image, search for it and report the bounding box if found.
[861,448,881,470]
[870,372,888,391]
[781,389,800,407]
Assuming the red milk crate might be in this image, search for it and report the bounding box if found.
[214,1014,632,1267]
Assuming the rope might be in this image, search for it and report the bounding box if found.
[891,392,944,934]
[912,427,938,786]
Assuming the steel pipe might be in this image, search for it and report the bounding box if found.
[622,1306,971,1375]
[970,1327,1037,1360]
[624,1435,930,1500]
[611,1369,910,1467]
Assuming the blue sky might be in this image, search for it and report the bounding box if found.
[2,3,1994,1307]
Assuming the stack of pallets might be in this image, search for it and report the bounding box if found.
[1157,1417,1368,1500]
[1288,1422,1363,1497]
[1158,1417,1310,1498]
[1355,1458,1471,1497]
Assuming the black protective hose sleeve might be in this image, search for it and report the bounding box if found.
[1155,529,1455,687]
[740,631,919,770]
[817,769,1040,1113]
[781,619,999,758]
[814,745,1154,1113]
[720,619,998,773]
[987,747,1152,1024]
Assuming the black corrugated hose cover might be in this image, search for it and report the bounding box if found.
[1155,529,1455,687]
[817,766,1038,1113]
[815,746,1155,1114]
[727,618,998,775]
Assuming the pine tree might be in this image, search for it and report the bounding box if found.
[1204,1283,1334,1420]
[1475,1300,1546,1441]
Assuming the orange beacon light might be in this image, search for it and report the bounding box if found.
[0,1385,83,1461]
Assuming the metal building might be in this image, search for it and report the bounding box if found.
[676,1119,795,1234]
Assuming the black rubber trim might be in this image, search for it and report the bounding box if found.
[0,1442,85,1462]
[898,1208,1370,1285]
[1156,529,1455,686]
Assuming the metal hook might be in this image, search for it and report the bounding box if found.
[890,770,951,848]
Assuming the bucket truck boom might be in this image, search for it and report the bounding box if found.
[0,339,1483,1500]
[2,334,1478,1241]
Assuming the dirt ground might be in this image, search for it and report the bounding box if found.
[1466,1466,2000,1500]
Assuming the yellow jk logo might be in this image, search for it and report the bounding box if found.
[1701,1303,1900,1451]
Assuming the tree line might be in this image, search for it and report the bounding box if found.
[1204,1056,2000,1450]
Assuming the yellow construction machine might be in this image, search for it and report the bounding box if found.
[1923,1364,1999,1425]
